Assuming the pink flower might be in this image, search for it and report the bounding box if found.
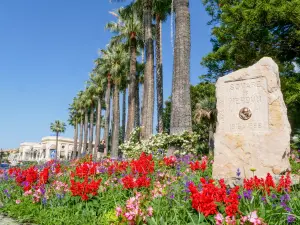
[15,199,21,204]
[225,216,236,225]
[116,206,122,217]
[248,211,262,225]
[125,212,133,221]
[147,206,153,216]
[214,213,224,225]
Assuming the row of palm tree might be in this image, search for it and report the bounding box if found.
[68,0,192,159]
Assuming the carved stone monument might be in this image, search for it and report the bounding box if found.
[213,57,291,183]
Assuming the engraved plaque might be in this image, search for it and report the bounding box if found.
[224,77,268,133]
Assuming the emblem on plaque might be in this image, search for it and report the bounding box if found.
[239,107,252,120]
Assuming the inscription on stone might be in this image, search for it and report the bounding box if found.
[224,77,268,133]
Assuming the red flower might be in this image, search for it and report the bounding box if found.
[130,152,154,175]
[121,175,151,189]
[224,186,239,217]
[163,156,177,167]
[122,175,136,189]
[277,172,292,192]
[189,178,239,217]
[190,159,207,172]
[70,177,102,201]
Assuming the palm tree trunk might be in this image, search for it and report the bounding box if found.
[104,75,112,156]
[135,78,140,128]
[83,110,89,156]
[72,121,78,159]
[170,0,192,135]
[122,90,126,143]
[88,107,94,154]
[55,132,59,160]
[141,0,154,140]
[95,96,102,160]
[78,117,84,158]
[126,35,137,141]
[156,15,164,133]
[111,84,120,159]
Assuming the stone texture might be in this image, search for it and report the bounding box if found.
[213,57,291,183]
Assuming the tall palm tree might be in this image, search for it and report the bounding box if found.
[106,7,143,141]
[86,86,96,155]
[170,0,192,135]
[95,54,113,156]
[88,72,105,159]
[122,90,126,142]
[153,0,172,133]
[68,97,79,159]
[141,0,155,140]
[194,97,216,155]
[77,91,85,158]
[105,43,129,158]
[82,90,93,156]
[50,120,66,160]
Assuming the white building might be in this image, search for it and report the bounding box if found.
[18,136,90,161]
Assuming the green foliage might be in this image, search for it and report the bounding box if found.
[202,0,300,81]
[50,120,66,135]
[158,98,171,134]
[281,76,300,130]
[119,127,201,158]
[161,82,216,154]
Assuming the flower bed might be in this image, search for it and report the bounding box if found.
[0,153,299,225]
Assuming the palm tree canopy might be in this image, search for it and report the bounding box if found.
[50,120,66,134]
[106,7,144,50]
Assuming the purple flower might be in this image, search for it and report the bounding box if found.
[261,196,266,203]
[40,186,46,195]
[184,181,194,193]
[281,194,290,202]
[170,194,175,199]
[285,207,292,212]
[243,190,252,200]
[42,198,47,205]
[236,168,241,177]
[280,202,287,208]
[271,194,277,199]
[287,215,295,224]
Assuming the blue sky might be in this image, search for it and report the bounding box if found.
[0,0,212,149]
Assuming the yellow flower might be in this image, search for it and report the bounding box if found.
[250,168,256,172]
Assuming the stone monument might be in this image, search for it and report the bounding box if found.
[213,57,291,183]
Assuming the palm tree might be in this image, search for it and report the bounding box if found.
[141,0,155,140]
[50,120,66,160]
[81,90,93,156]
[106,7,143,141]
[170,0,192,135]
[194,97,217,156]
[68,97,79,159]
[95,54,113,156]
[86,86,96,155]
[153,0,172,133]
[106,43,129,158]
[77,91,85,158]
[88,72,105,159]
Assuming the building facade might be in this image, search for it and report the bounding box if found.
[18,136,79,161]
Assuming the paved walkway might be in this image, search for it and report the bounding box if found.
[0,214,19,225]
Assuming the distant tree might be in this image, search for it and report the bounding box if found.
[194,97,216,156]
[50,120,66,160]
